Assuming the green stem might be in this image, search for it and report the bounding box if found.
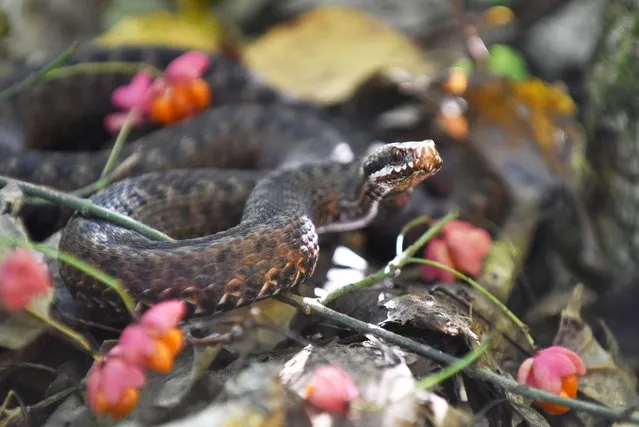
[279,294,639,424]
[406,257,535,347]
[417,336,492,390]
[70,177,111,198]
[72,148,141,198]
[0,43,78,100]
[0,176,173,242]
[27,308,97,358]
[319,211,459,305]
[43,62,163,80]
[100,108,137,179]
[395,215,432,257]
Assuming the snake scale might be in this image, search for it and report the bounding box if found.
[0,45,443,319]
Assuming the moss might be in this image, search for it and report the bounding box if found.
[587,2,639,118]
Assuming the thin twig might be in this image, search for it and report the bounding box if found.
[69,177,111,198]
[395,215,432,257]
[71,154,140,198]
[0,176,173,242]
[0,43,78,100]
[2,383,82,426]
[43,62,163,80]
[100,108,137,179]
[24,238,135,313]
[279,294,639,424]
[319,211,459,305]
[417,336,493,390]
[406,257,535,347]
[27,309,96,357]
[394,213,535,346]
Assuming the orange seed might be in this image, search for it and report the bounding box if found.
[535,375,579,415]
[146,340,174,374]
[171,83,195,122]
[188,78,211,109]
[111,388,140,419]
[93,392,112,415]
[150,95,176,125]
[159,327,184,356]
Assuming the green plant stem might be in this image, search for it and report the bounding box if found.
[417,336,492,390]
[43,62,163,80]
[99,109,137,179]
[280,294,639,424]
[395,215,432,257]
[406,257,535,347]
[0,176,173,242]
[70,155,140,198]
[27,308,96,358]
[26,107,139,200]
[70,177,111,198]
[319,211,458,305]
[395,213,535,346]
[35,241,135,313]
[0,43,78,100]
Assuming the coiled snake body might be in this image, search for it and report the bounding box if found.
[0,46,442,318]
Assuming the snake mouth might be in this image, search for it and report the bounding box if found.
[363,140,443,191]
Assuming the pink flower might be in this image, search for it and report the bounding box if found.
[517,346,586,415]
[304,365,359,415]
[114,300,186,374]
[105,52,211,134]
[86,300,186,418]
[104,71,153,134]
[117,324,156,367]
[140,299,186,332]
[421,220,492,283]
[0,249,52,312]
[422,238,456,282]
[87,349,146,419]
[164,51,209,82]
[112,70,153,111]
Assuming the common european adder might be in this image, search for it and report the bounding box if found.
[0,45,443,319]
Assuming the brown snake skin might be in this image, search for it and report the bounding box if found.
[0,46,443,319]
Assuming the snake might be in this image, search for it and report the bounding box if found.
[0,45,443,319]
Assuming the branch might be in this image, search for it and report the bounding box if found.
[319,211,459,305]
[279,294,639,424]
[0,177,173,242]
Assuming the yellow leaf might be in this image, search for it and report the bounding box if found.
[96,9,222,52]
[465,78,580,172]
[245,5,435,104]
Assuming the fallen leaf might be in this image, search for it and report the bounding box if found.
[96,5,223,51]
[465,78,582,176]
[281,340,425,425]
[245,5,436,104]
[553,285,638,426]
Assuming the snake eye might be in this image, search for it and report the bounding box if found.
[390,147,403,162]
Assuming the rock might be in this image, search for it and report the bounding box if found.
[520,0,606,80]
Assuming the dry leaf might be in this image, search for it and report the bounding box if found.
[553,285,638,426]
[96,9,222,51]
[245,5,436,104]
[465,78,582,176]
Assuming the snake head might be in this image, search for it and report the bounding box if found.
[363,140,443,194]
